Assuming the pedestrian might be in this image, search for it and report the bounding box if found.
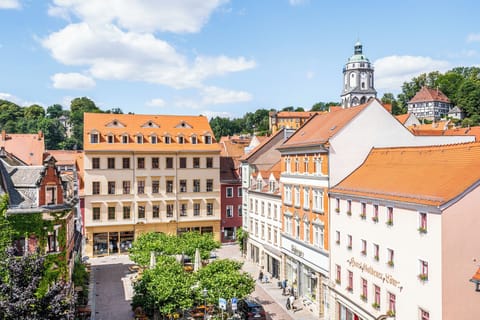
[288,294,295,311]
[282,279,288,295]
[258,270,263,281]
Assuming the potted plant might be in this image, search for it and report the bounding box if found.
[418,227,427,234]
[361,250,366,256]
[387,310,396,317]
[360,213,366,219]
[335,279,341,285]
[418,273,428,281]
[387,260,394,267]
[347,245,352,250]
[360,294,367,302]
[335,240,340,245]
[374,255,379,261]
[346,286,353,292]
[335,208,340,213]
[346,210,352,216]
[386,219,393,226]
[372,216,378,222]
[372,302,380,309]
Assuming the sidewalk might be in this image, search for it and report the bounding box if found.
[217,244,319,320]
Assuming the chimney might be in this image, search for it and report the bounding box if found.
[38,131,43,140]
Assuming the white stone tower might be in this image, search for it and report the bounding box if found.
[341,41,377,108]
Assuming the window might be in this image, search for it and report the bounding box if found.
[204,135,212,144]
[238,205,242,217]
[206,157,213,168]
[295,157,299,172]
[285,157,291,173]
[166,180,173,193]
[108,206,115,220]
[419,212,427,232]
[122,157,130,169]
[136,135,143,144]
[107,135,114,144]
[206,179,213,192]
[303,187,310,210]
[238,187,242,197]
[123,206,130,219]
[361,202,366,218]
[347,200,352,214]
[180,203,187,216]
[335,230,340,244]
[336,265,341,284]
[388,249,394,266]
[179,180,187,192]
[226,187,233,198]
[137,157,145,169]
[92,181,100,195]
[138,205,145,219]
[122,181,130,194]
[347,235,352,249]
[164,135,171,144]
[93,207,100,220]
[303,156,309,173]
[313,189,323,212]
[166,204,174,217]
[179,157,187,168]
[152,180,160,194]
[152,157,159,169]
[362,278,368,300]
[108,181,115,194]
[166,157,173,169]
[304,221,310,242]
[137,180,145,194]
[335,198,340,213]
[47,229,58,253]
[226,205,234,218]
[361,240,367,255]
[373,204,379,222]
[387,207,394,225]
[284,185,292,204]
[347,271,353,291]
[206,202,214,215]
[193,203,200,216]
[294,187,300,207]
[193,157,200,168]
[388,292,396,315]
[193,179,200,192]
[373,244,379,261]
[90,133,99,143]
[420,308,429,320]
[151,135,158,144]
[122,134,128,144]
[45,186,56,205]
[419,260,428,280]
[107,157,115,169]
[314,157,322,175]
[313,224,324,248]
[92,157,100,169]
[191,135,197,144]
[374,285,380,307]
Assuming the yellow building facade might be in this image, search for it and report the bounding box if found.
[83,113,221,257]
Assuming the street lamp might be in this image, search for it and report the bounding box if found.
[202,288,208,320]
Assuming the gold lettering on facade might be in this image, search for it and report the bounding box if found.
[347,257,400,288]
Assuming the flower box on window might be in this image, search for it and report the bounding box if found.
[374,255,379,261]
[387,310,395,317]
[418,227,427,234]
[387,260,394,267]
[336,240,340,245]
[335,208,340,213]
[372,216,378,223]
[346,286,353,292]
[372,302,380,309]
[360,294,367,302]
[361,250,367,256]
[347,245,352,250]
[335,279,341,285]
[386,219,393,226]
[360,213,366,219]
[418,273,428,281]
[347,211,352,216]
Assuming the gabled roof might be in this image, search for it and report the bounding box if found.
[219,136,250,158]
[330,142,480,207]
[84,113,219,152]
[409,86,451,104]
[395,114,410,124]
[278,101,371,149]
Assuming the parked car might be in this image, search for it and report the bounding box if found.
[237,299,266,320]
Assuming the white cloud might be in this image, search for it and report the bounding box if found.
[467,33,480,43]
[42,23,255,89]
[49,0,227,33]
[289,0,308,6]
[0,92,23,104]
[201,110,234,120]
[51,72,96,89]
[374,55,450,92]
[0,0,20,9]
[201,86,252,105]
[146,98,166,108]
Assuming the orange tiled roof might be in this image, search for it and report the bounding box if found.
[444,126,480,141]
[471,267,480,282]
[409,86,451,104]
[330,142,480,206]
[395,114,410,124]
[46,150,83,166]
[409,125,480,141]
[0,131,45,165]
[279,102,370,148]
[83,113,220,152]
[219,136,250,158]
[275,111,326,118]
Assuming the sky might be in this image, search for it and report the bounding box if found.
[0,0,479,119]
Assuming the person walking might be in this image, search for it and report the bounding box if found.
[287,294,296,311]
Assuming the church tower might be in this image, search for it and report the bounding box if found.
[341,41,377,108]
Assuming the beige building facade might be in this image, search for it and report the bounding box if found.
[83,113,221,257]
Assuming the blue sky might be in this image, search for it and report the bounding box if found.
[0,0,478,119]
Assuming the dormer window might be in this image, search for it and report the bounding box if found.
[204,135,212,144]
[107,134,114,144]
[191,135,198,144]
[122,134,129,144]
[164,135,171,144]
[90,132,99,144]
[151,135,158,144]
[257,178,262,191]
[136,134,143,144]
[178,135,185,144]
[269,180,275,192]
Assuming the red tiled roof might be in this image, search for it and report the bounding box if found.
[279,102,371,149]
[0,131,45,165]
[409,86,451,104]
[46,150,83,166]
[330,142,480,206]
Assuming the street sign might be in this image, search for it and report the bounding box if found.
[219,298,227,310]
[231,297,237,311]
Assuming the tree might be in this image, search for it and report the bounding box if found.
[46,104,66,119]
[0,248,76,320]
[38,118,66,150]
[69,97,102,149]
[381,93,404,115]
[177,232,221,261]
[209,117,241,140]
[0,195,11,270]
